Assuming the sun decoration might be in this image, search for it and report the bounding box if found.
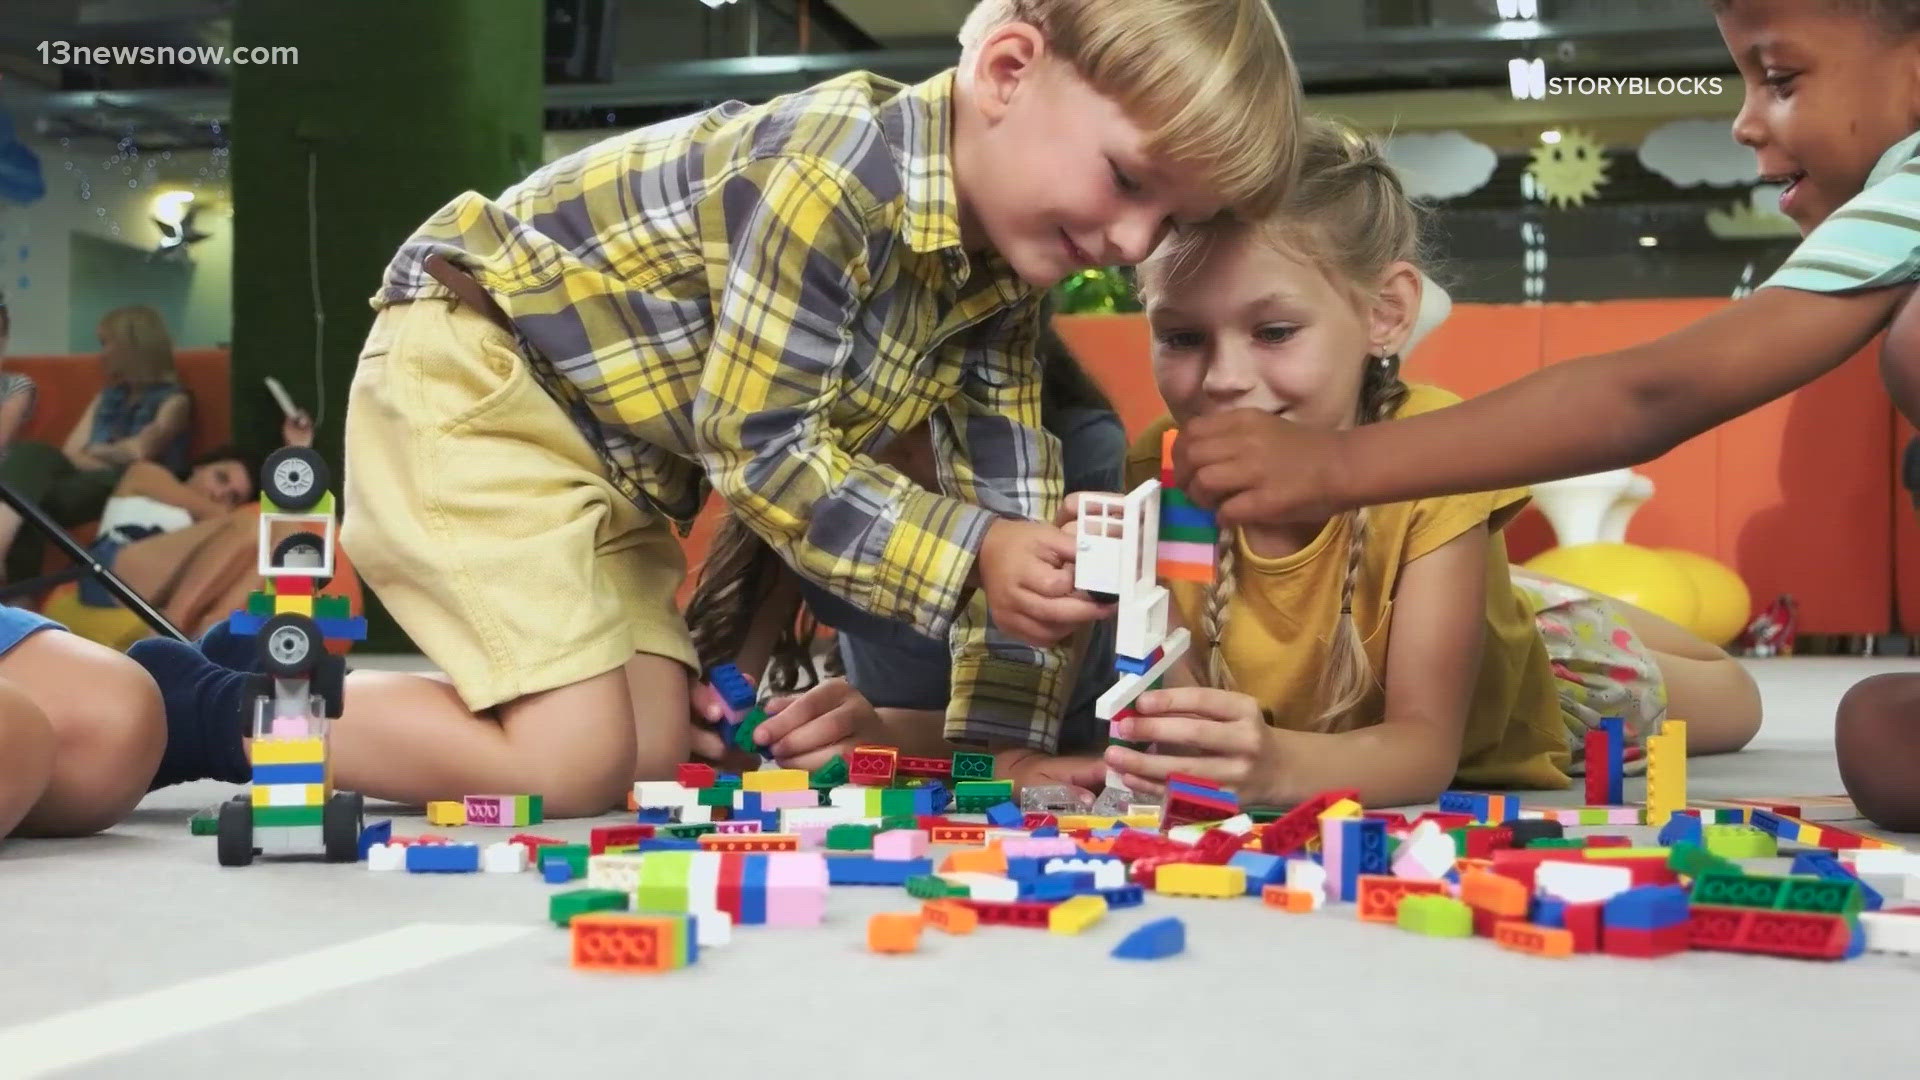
[1527,128,1611,209]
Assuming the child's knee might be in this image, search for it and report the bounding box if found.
[1836,673,1920,831]
[45,652,166,831]
[0,680,57,835]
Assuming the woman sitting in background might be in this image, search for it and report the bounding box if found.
[0,293,36,460]
[0,305,192,583]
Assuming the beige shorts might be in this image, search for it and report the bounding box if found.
[339,297,698,712]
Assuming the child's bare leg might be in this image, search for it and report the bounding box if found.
[111,515,243,613]
[1,631,165,837]
[1836,673,1920,832]
[1607,598,1762,755]
[0,678,56,838]
[159,512,265,634]
[325,652,690,817]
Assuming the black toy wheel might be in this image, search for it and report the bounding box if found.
[312,653,346,719]
[261,447,329,511]
[323,791,364,863]
[217,796,255,867]
[270,531,332,590]
[258,613,323,679]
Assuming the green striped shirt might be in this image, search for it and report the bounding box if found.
[1764,130,1920,293]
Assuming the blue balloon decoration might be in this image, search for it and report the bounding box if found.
[0,110,46,206]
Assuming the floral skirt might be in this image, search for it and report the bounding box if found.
[1511,568,1670,777]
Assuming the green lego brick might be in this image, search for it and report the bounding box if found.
[636,851,692,913]
[1158,523,1219,544]
[1691,870,1785,909]
[549,888,629,926]
[661,823,716,840]
[954,780,1013,800]
[697,785,737,807]
[907,875,970,899]
[189,807,220,835]
[880,814,919,831]
[314,594,352,620]
[543,843,590,878]
[1447,827,1468,856]
[880,789,919,817]
[1161,487,1198,510]
[1703,823,1776,860]
[1689,868,1861,916]
[1667,841,1742,880]
[251,805,325,827]
[246,591,274,616]
[1782,877,1863,916]
[1397,894,1473,937]
[731,705,768,756]
[949,751,994,782]
[1242,806,1286,823]
[809,755,849,789]
[526,793,544,825]
[1527,838,1586,849]
[827,824,877,851]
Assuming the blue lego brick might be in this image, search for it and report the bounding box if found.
[638,838,701,853]
[252,761,327,786]
[1438,790,1487,819]
[1602,884,1690,930]
[1600,716,1625,804]
[1114,653,1153,676]
[1031,824,1060,838]
[1532,895,1568,929]
[636,807,675,824]
[1792,853,1884,911]
[1165,777,1238,807]
[740,854,768,926]
[1658,812,1703,848]
[1023,875,1083,902]
[541,857,575,884]
[406,843,480,873]
[707,663,757,712]
[985,801,1024,828]
[718,773,742,785]
[1004,857,1045,882]
[314,616,367,642]
[1229,851,1286,894]
[1160,502,1217,531]
[827,856,932,886]
[921,781,950,815]
[1749,810,1793,838]
[682,912,700,966]
[357,819,392,861]
[1352,818,1388,875]
[1099,884,1146,909]
[737,791,763,814]
[225,612,265,635]
[1845,917,1867,960]
[1112,916,1185,959]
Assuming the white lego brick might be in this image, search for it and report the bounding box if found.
[1860,911,1920,955]
[257,783,320,808]
[366,843,404,872]
[1216,814,1254,836]
[587,854,646,892]
[1535,860,1633,904]
[782,805,861,830]
[687,851,721,908]
[1097,627,1192,720]
[257,825,319,856]
[829,786,881,811]
[633,781,698,809]
[693,909,733,948]
[1843,849,1920,876]
[1046,856,1126,890]
[680,804,714,824]
[481,842,528,873]
[940,872,1019,903]
[1284,859,1328,903]
[1391,820,1455,881]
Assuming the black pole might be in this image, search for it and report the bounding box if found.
[0,480,190,642]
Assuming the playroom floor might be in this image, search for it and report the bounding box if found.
[2,657,1918,1080]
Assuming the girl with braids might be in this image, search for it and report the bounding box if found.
[1097,119,1760,807]
[682,317,1124,791]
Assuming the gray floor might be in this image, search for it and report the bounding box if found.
[2,657,1918,1080]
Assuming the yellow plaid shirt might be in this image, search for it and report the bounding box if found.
[372,70,1073,749]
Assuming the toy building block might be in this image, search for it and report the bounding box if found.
[953,780,1015,813]
[1602,884,1690,931]
[949,751,995,782]
[1154,863,1247,899]
[829,856,933,886]
[570,913,693,973]
[741,768,808,793]
[1690,869,1863,917]
[707,663,756,723]
[461,793,541,827]
[1357,875,1448,923]
[551,888,631,927]
[1111,917,1186,960]
[940,872,1020,903]
[1534,861,1634,905]
[1791,853,1884,911]
[483,841,529,873]
[984,801,1024,828]
[1859,911,1920,956]
[868,912,924,954]
[677,763,717,789]
[1687,905,1852,960]
[590,824,656,855]
[365,843,404,871]
[1722,794,1859,821]
[1263,885,1319,912]
[1702,823,1775,860]
[1047,894,1109,935]
[874,829,931,861]
[1643,720,1687,827]
[1461,869,1529,920]
[849,744,900,786]
[958,899,1058,928]
[1397,894,1474,937]
[922,900,979,934]
[1494,921,1575,958]
[1162,774,1239,828]
[1322,817,1388,902]
[405,842,480,873]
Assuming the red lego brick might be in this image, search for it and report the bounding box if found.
[1689,905,1850,960]
[1021,813,1059,831]
[508,833,564,860]
[1463,826,1514,860]
[1582,854,1678,887]
[1600,922,1688,958]
[1563,901,1603,953]
[1472,906,1501,938]
[1364,812,1410,830]
[676,763,716,789]
[897,755,953,780]
[715,853,745,922]
[958,899,1057,928]
[930,824,987,844]
[272,574,314,597]
[1585,729,1609,806]
[1357,875,1447,922]
[1261,802,1323,857]
[848,744,899,786]
[1111,829,1191,863]
[590,824,656,855]
[1584,835,1630,848]
[1190,828,1244,866]
[1411,812,1475,831]
[1129,854,1186,889]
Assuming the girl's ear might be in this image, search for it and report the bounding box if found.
[1369,261,1426,357]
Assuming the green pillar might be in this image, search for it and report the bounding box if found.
[231,0,543,649]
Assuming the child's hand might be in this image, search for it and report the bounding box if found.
[976,518,1114,646]
[1102,687,1287,803]
[752,678,875,771]
[282,410,315,448]
[1175,409,1341,527]
[686,679,752,765]
[996,748,1108,803]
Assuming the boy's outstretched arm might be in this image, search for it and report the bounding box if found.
[1179,284,1909,523]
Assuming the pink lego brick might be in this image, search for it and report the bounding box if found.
[1002,837,1078,859]
[714,820,764,834]
[790,823,829,849]
[873,829,931,861]
[756,789,822,811]
[763,888,827,927]
[1155,540,1215,564]
[269,717,312,738]
[766,852,829,888]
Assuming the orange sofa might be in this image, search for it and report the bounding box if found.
[1055,303,1897,636]
[4,349,363,644]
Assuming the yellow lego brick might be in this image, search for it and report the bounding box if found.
[741,768,808,793]
[1056,815,1122,831]
[1318,798,1363,820]
[1581,847,1672,860]
[1047,894,1109,935]
[275,594,315,617]
[249,737,326,765]
[1121,811,1162,829]
[1643,722,1687,827]
[1153,862,1247,898]
[425,800,467,826]
[251,783,325,807]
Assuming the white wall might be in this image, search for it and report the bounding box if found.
[0,135,232,356]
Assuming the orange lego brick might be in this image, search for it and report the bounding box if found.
[1356,875,1448,923]
[1079,836,1118,855]
[939,846,1007,875]
[1460,869,1529,917]
[1262,885,1319,913]
[1453,857,1492,877]
[922,900,978,935]
[1156,560,1216,583]
[570,913,681,973]
[1494,920,1575,959]
[868,912,923,954]
[697,833,799,852]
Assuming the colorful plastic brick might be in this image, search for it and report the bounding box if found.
[1263,885,1320,913]
[570,912,693,973]
[984,801,1024,828]
[550,888,630,927]
[1687,905,1851,960]
[1111,917,1186,960]
[1643,720,1687,827]
[949,751,994,782]
[1154,863,1246,899]
[1494,921,1574,958]
[1702,823,1776,860]
[1792,853,1883,911]
[1397,894,1474,937]
[425,800,466,827]
[867,912,923,954]
[922,900,978,934]
[1357,875,1448,923]
[1048,895,1109,935]
[1602,884,1690,930]
[742,768,808,793]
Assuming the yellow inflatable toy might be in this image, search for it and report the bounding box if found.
[1657,547,1753,647]
[1521,543,1753,646]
